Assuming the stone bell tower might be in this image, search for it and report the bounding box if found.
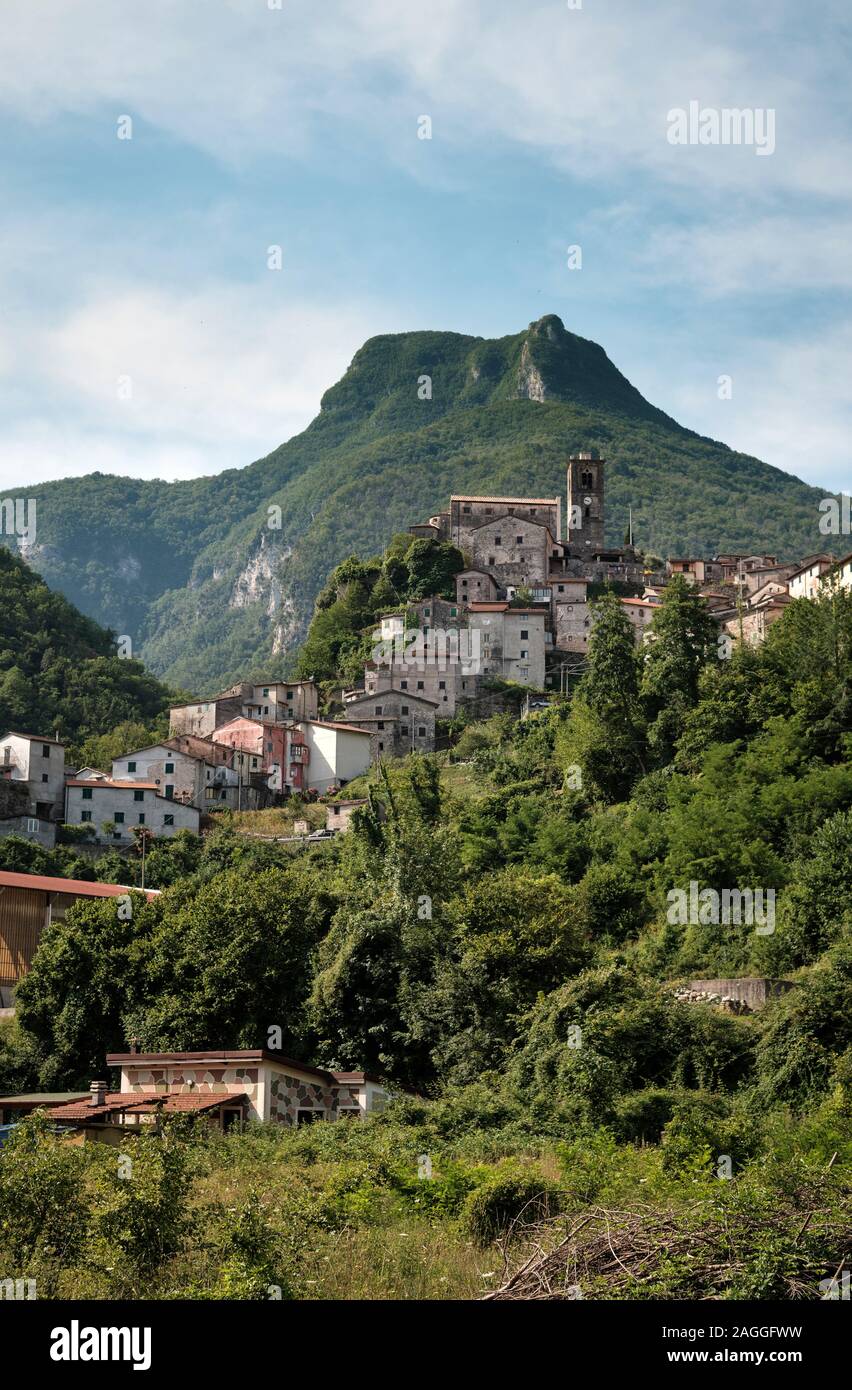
[566,451,605,553]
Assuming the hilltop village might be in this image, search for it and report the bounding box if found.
[1,451,850,855]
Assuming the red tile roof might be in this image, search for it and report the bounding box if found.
[451,494,559,505]
[48,1091,248,1122]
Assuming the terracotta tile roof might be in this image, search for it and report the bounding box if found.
[467,602,509,612]
[47,1092,144,1121]
[451,495,559,505]
[0,870,159,899]
[66,779,159,790]
[130,1091,249,1115]
[48,1090,248,1122]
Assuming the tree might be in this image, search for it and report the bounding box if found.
[560,589,646,800]
[641,575,718,765]
[126,866,328,1054]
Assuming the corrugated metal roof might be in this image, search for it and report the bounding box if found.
[0,870,159,899]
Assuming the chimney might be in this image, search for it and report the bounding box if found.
[89,1080,107,1108]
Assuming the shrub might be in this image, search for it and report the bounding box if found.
[461,1165,561,1246]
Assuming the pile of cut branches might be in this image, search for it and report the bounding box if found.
[482,1198,851,1301]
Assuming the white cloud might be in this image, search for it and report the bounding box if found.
[0,0,849,200]
[0,285,391,488]
[635,324,852,494]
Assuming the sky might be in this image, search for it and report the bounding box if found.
[0,0,850,493]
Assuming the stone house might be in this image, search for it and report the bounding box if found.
[325,799,369,833]
[111,743,217,807]
[466,604,547,688]
[619,596,661,644]
[446,494,562,553]
[456,569,499,604]
[0,733,65,820]
[169,681,319,737]
[468,515,558,592]
[342,689,438,761]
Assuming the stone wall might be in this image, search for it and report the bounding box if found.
[684,978,796,1011]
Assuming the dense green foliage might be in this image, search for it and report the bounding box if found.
[295,533,464,684]
[5,314,833,692]
[1,576,850,1301]
[0,548,173,758]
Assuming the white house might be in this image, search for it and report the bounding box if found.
[104,1048,388,1125]
[64,779,200,842]
[0,733,66,819]
[296,720,372,792]
[787,555,835,601]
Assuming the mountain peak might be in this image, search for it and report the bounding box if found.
[527,313,568,340]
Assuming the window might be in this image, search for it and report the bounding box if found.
[450,607,457,616]
[262,688,269,697]
[520,650,528,659]
[520,629,528,639]
[81,811,92,823]
[516,535,523,544]
[424,607,431,617]
[165,785,174,799]
[127,761,137,772]
[286,689,293,700]
[375,706,382,715]
[462,504,471,514]
[416,681,424,690]
[401,705,409,715]
[378,741,384,751]
[163,814,174,827]
[377,721,385,730]
[297,1109,323,1125]
[418,727,426,737]
[41,773,48,783]
[495,535,501,545]
[401,724,409,734]
[134,790,144,802]
[82,787,93,800]
[488,556,495,565]
[461,578,468,587]
[266,741,273,753]
[115,812,125,824]
[263,706,269,715]
[138,814,145,825]
[42,744,51,758]
[400,680,408,690]
[438,680,446,690]
[164,761,174,774]
[558,585,565,593]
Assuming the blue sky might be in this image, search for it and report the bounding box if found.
[1,0,850,492]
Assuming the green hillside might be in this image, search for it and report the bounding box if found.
[0,547,173,756]
[4,314,833,693]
